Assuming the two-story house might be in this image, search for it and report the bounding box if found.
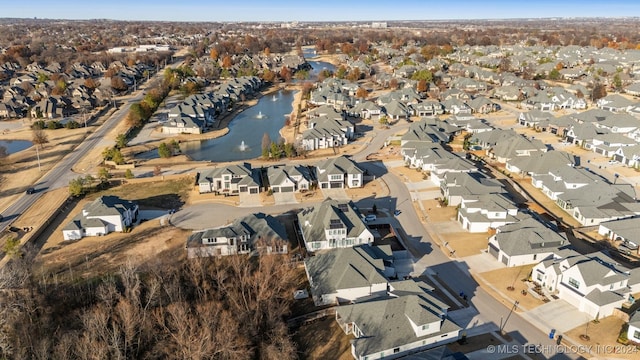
[297,199,373,252]
[314,155,363,189]
[186,213,288,258]
[62,196,138,240]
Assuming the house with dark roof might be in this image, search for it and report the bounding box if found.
[487,216,568,266]
[186,213,287,258]
[298,199,373,252]
[62,196,138,240]
[304,244,392,305]
[335,279,461,359]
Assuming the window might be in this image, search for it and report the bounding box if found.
[537,274,542,281]
[634,330,640,340]
[533,254,537,261]
[568,278,580,289]
[422,324,429,330]
[393,348,400,354]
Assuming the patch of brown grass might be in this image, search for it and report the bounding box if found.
[477,264,547,311]
[442,232,490,258]
[292,316,353,360]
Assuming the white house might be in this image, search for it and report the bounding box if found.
[457,193,519,233]
[297,199,373,252]
[533,253,634,319]
[314,155,363,189]
[627,311,640,345]
[487,216,568,267]
[62,196,138,240]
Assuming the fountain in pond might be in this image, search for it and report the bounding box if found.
[239,141,248,151]
[272,94,278,101]
[255,111,266,119]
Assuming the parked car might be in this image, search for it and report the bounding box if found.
[393,210,401,216]
[26,187,35,194]
[364,214,377,222]
[621,241,639,250]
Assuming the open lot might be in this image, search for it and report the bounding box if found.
[442,232,490,258]
[565,316,639,359]
[476,264,547,312]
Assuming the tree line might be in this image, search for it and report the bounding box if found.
[0,252,300,359]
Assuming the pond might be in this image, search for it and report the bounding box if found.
[0,140,33,157]
[151,59,336,163]
[181,90,297,162]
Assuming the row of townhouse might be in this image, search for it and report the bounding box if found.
[197,155,363,195]
[162,76,261,134]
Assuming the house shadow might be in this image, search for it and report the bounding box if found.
[136,193,184,210]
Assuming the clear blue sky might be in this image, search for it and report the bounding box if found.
[4,0,640,22]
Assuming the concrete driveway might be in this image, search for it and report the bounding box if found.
[320,187,349,200]
[273,191,298,205]
[239,192,261,207]
[522,299,589,333]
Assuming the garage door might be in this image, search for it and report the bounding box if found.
[488,243,500,259]
[330,181,343,189]
[249,188,258,194]
[272,187,279,193]
[239,186,247,193]
[613,154,624,163]
[501,255,509,266]
[321,183,328,189]
[280,186,294,192]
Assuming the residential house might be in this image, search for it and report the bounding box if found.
[440,172,504,207]
[457,193,519,233]
[304,244,392,305]
[300,116,354,151]
[598,217,640,255]
[298,199,373,252]
[612,144,640,167]
[533,253,635,319]
[490,134,547,164]
[506,150,577,177]
[335,279,461,359]
[197,163,260,194]
[400,117,458,146]
[266,164,313,193]
[627,311,640,345]
[186,213,288,258]
[518,110,554,128]
[314,155,363,189]
[597,94,637,113]
[62,196,138,240]
[487,216,568,267]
